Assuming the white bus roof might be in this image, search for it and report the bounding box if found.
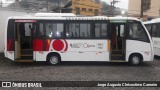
[144,18,160,24]
[7,13,140,21]
[34,13,76,17]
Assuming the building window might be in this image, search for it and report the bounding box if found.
[75,7,80,15]
[89,9,93,12]
[82,8,86,12]
[94,9,99,16]
[143,0,151,11]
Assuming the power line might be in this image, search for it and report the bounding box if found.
[140,0,144,20]
[110,0,120,16]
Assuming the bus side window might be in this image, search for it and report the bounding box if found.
[145,24,152,36]
[156,23,160,37]
[80,23,91,38]
[152,24,157,37]
[95,23,108,38]
[56,23,64,38]
[39,23,45,38]
[39,22,64,39]
[67,23,80,38]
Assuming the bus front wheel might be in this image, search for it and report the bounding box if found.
[129,54,142,65]
[47,54,61,65]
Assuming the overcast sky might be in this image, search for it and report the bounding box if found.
[102,0,129,9]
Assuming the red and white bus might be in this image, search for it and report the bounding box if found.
[4,13,154,65]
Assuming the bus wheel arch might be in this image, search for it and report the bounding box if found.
[129,53,143,65]
[46,52,61,65]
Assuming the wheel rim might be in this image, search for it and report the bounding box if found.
[50,56,58,65]
[132,56,140,65]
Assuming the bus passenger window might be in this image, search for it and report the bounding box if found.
[66,23,91,39]
[39,22,64,38]
[152,25,157,37]
[39,23,45,37]
[56,23,64,38]
[95,24,101,37]
[80,23,91,38]
[95,23,108,38]
[156,23,160,37]
[68,23,79,38]
[101,24,107,37]
[45,23,54,38]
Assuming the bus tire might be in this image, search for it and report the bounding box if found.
[129,54,142,66]
[47,54,61,65]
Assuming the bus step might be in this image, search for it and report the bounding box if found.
[15,60,35,62]
[112,51,123,54]
[110,60,126,62]
[21,56,33,60]
[21,54,33,56]
[111,54,123,56]
[21,49,33,55]
[111,56,124,60]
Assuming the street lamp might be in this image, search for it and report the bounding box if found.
[121,11,125,15]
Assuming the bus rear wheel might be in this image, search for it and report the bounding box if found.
[47,54,60,65]
[129,54,142,65]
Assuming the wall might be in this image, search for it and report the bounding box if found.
[128,0,160,18]
[72,0,102,16]
[0,9,35,52]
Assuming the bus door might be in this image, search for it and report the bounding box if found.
[110,20,126,61]
[15,20,36,61]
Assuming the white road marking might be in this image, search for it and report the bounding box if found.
[151,65,160,70]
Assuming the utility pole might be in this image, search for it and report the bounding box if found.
[0,1,2,8]
[140,0,144,21]
[110,0,120,16]
[46,0,49,12]
[58,1,62,13]
[159,6,160,17]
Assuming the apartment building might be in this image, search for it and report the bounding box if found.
[128,0,160,19]
[66,0,102,16]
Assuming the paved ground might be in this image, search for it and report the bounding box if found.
[1,53,160,89]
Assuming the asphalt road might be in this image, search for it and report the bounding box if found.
[1,53,160,89]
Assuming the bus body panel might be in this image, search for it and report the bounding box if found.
[35,51,109,62]
[142,23,154,60]
[126,40,152,61]
[152,37,160,56]
[5,18,15,61]
[35,40,110,61]
[144,20,159,57]
[60,40,109,61]
[5,51,15,61]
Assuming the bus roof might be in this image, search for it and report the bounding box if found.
[7,13,140,21]
[144,18,160,24]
